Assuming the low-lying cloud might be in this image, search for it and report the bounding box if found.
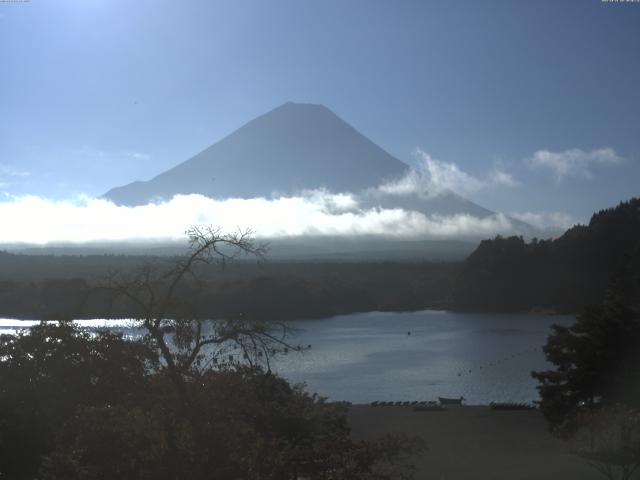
[509,211,575,232]
[528,147,622,182]
[0,191,522,245]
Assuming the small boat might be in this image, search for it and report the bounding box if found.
[438,396,465,405]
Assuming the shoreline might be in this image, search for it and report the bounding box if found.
[0,306,573,323]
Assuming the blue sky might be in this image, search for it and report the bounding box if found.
[1,0,639,230]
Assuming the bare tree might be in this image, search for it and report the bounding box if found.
[101,226,299,408]
[572,404,640,480]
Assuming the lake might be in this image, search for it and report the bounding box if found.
[0,310,573,405]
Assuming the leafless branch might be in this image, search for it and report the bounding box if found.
[93,225,298,409]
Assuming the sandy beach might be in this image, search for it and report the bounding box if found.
[349,405,604,480]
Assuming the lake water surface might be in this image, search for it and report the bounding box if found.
[274,310,573,404]
[0,310,573,405]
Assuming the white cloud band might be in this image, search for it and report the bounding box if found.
[0,192,521,244]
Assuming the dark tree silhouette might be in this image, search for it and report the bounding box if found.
[0,323,156,480]
[0,226,424,480]
[454,198,640,313]
[532,264,640,480]
[532,298,640,437]
[99,226,295,408]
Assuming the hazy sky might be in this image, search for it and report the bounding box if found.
[1,0,639,230]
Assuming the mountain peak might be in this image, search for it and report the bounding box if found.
[279,101,326,109]
[101,103,506,230]
[255,101,339,126]
[104,103,410,205]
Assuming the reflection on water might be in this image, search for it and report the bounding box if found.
[0,310,573,405]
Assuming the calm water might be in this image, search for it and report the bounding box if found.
[0,310,573,405]
[272,310,573,404]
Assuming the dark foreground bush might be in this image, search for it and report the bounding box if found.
[0,323,423,480]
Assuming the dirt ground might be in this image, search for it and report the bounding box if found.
[348,405,607,480]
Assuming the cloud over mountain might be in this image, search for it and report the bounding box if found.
[379,148,520,197]
[0,103,566,247]
[0,191,521,245]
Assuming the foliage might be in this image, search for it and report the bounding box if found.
[532,298,640,437]
[39,366,423,480]
[0,323,422,480]
[0,227,423,479]
[0,259,456,321]
[454,197,640,312]
[0,323,156,480]
[532,259,640,478]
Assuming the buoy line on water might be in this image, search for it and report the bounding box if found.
[455,345,542,378]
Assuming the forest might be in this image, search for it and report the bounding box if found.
[0,255,455,320]
[453,198,640,313]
